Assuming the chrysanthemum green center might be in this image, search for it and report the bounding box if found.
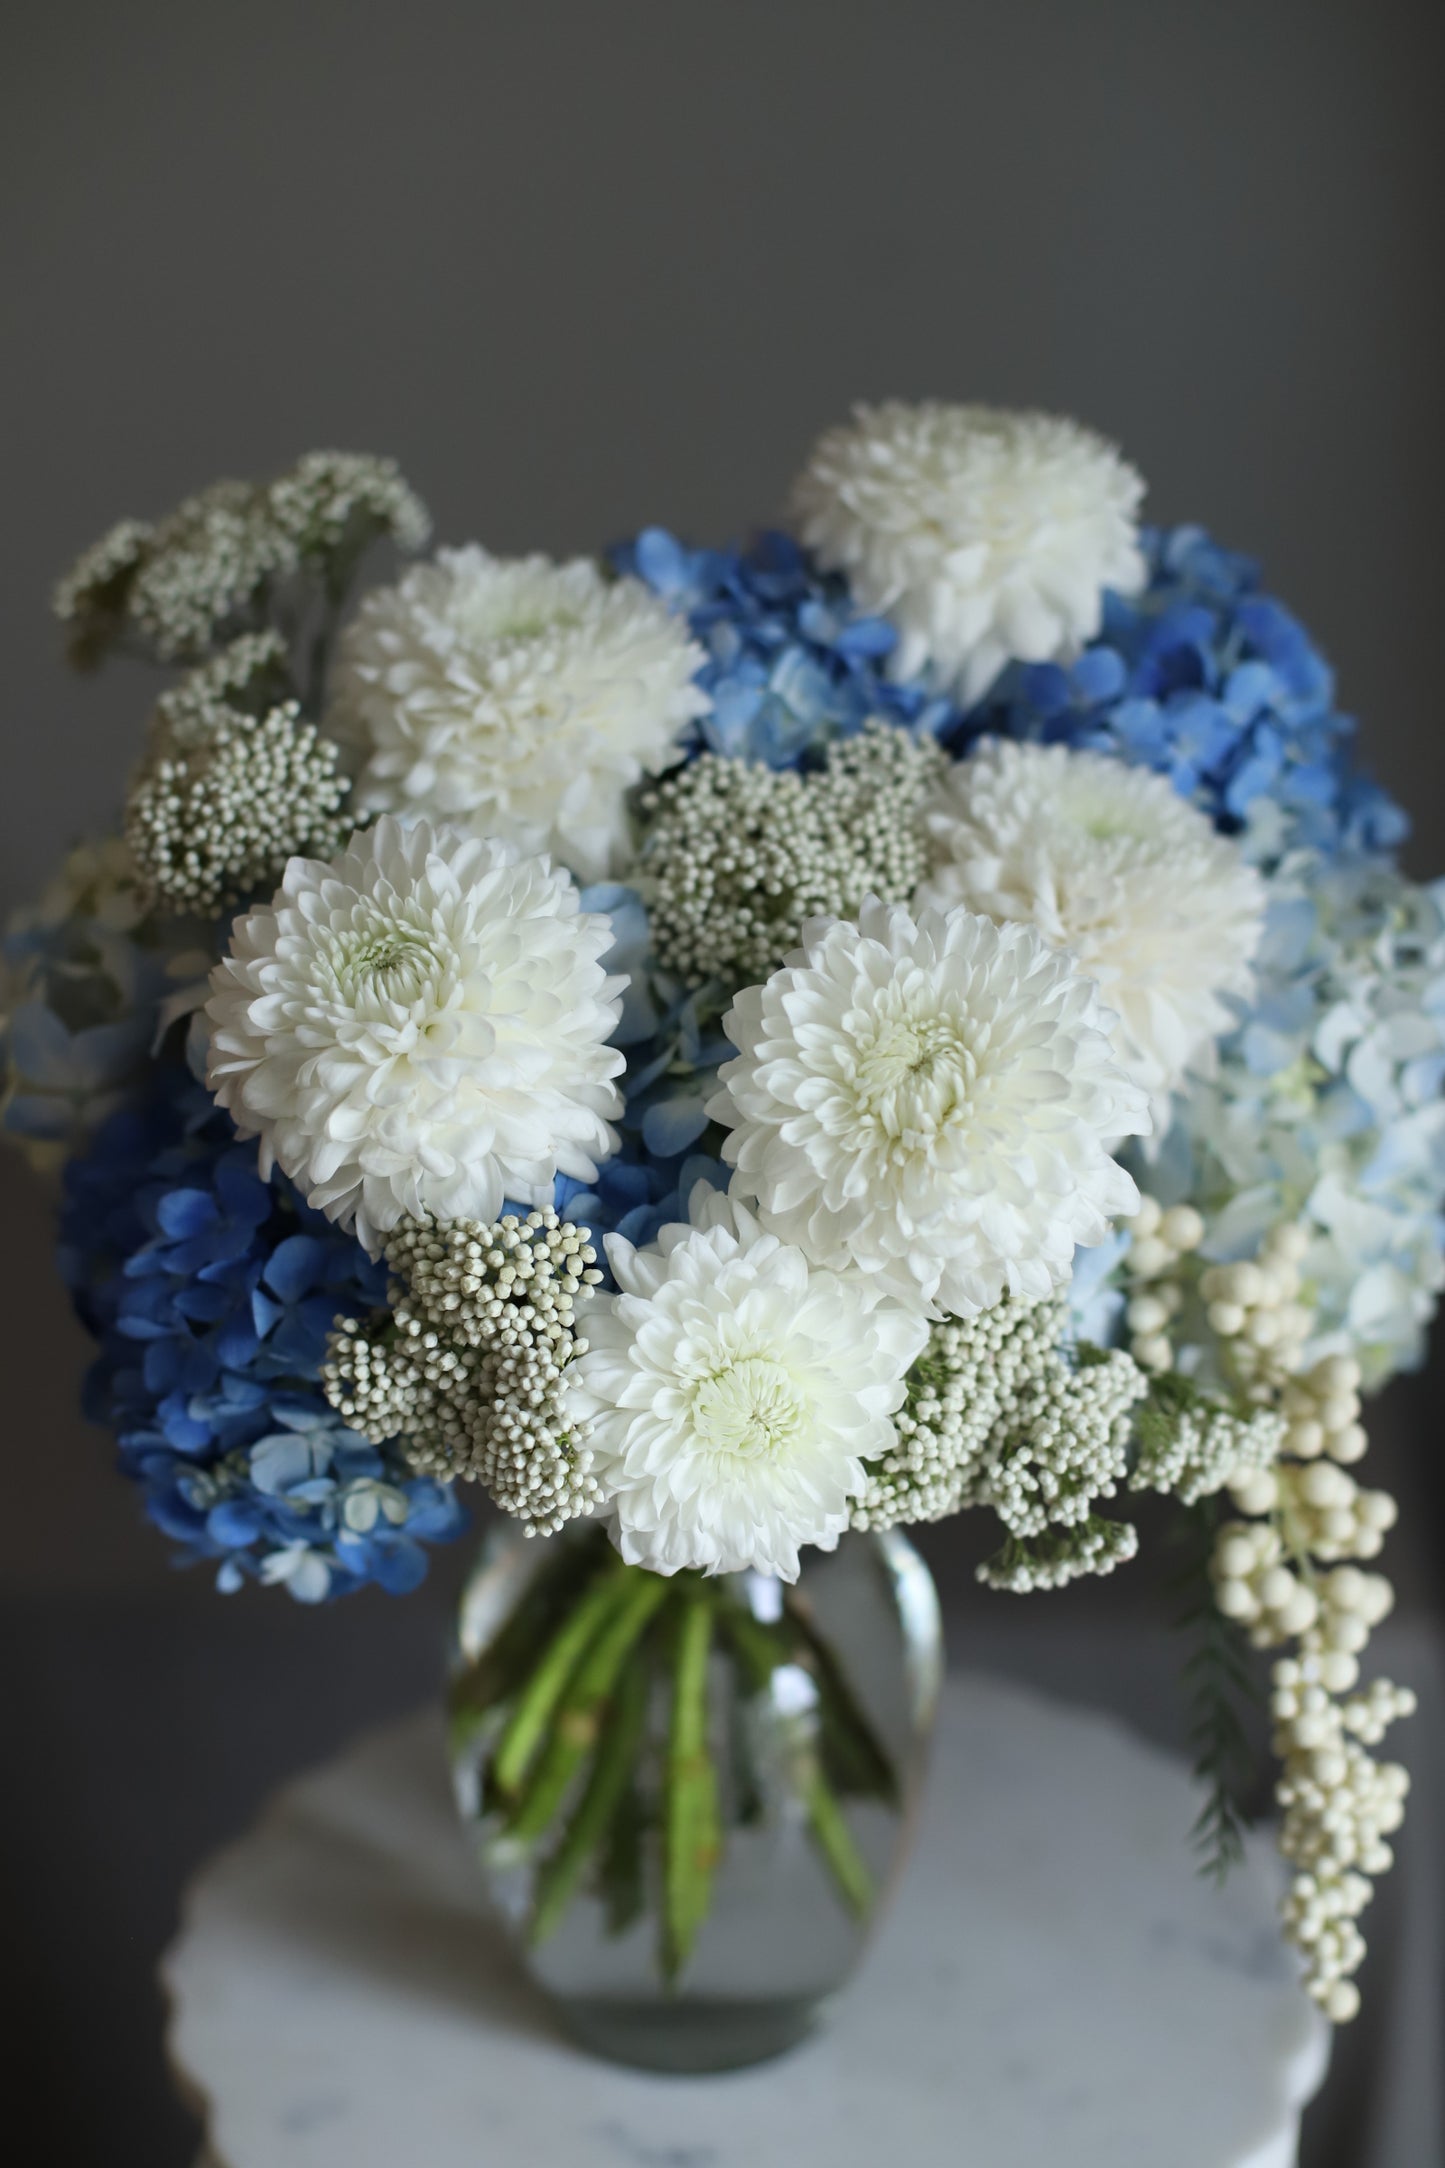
[852,1013,977,1137]
[689,1355,808,1461]
[333,924,443,1007]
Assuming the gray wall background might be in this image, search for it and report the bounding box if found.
[2,4,1443,2161]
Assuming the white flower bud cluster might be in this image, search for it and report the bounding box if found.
[1198,1224,1315,1400]
[1210,1524,1396,1656]
[1228,1458,1398,1564]
[1192,1208,1414,2029]
[126,696,351,914]
[1271,1654,1415,2021]
[1272,1354,1369,1465]
[1120,1195,1205,1371]
[323,1211,605,1535]
[639,721,945,985]
[1130,1385,1284,1506]
[851,1293,1060,1530]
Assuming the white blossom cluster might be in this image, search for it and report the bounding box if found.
[712,899,1147,1318]
[324,1211,605,1535]
[917,740,1265,1112]
[328,546,707,883]
[638,722,945,985]
[565,1189,925,1580]
[205,818,623,1253]
[126,638,352,914]
[54,452,428,666]
[789,401,1146,702]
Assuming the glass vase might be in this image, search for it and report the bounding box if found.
[449,1517,943,2073]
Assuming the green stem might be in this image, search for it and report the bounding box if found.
[449,1532,605,1748]
[529,1651,651,1947]
[504,1570,671,1845]
[663,1590,721,1983]
[490,1557,631,1802]
[783,1589,898,1806]
[718,1597,881,1923]
[804,1768,874,1918]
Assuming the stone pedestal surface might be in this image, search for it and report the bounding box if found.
[165,1673,1329,2168]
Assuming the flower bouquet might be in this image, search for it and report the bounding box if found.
[7,406,1435,2065]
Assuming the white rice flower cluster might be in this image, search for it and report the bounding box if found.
[1271,1659,1415,2022]
[53,452,429,666]
[983,1514,1141,1594]
[850,1292,1060,1530]
[205,817,623,1253]
[638,722,945,985]
[126,662,351,914]
[789,401,1146,704]
[917,741,1266,1109]
[324,1211,605,1534]
[263,450,430,560]
[328,546,709,883]
[51,518,155,664]
[153,630,292,733]
[981,1341,1147,1558]
[1119,1194,1206,1371]
[1130,1382,1284,1507]
[711,898,1147,1317]
[564,1189,927,1580]
[104,481,297,663]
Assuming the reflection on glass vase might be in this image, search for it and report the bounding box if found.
[449,1516,943,2073]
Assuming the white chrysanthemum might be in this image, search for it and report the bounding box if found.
[708,899,1148,1315]
[789,401,1146,704]
[916,739,1266,1105]
[565,1189,928,1579]
[204,816,624,1253]
[327,547,709,882]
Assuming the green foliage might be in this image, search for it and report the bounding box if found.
[1169,1497,1262,1881]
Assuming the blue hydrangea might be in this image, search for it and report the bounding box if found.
[60,1061,465,1598]
[555,882,729,1265]
[1,837,205,1169]
[954,526,1405,859]
[1148,853,1445,1386]
[613,526,957,767]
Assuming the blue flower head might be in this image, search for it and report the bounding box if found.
[60,1059,466,1598]
[953,526,1405,859]
[614,526,958,767]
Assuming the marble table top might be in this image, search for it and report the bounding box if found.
[165,1672,1329,2167]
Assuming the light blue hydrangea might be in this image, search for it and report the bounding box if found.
[1157,853,1445,1384]
[1,836,208,1168]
